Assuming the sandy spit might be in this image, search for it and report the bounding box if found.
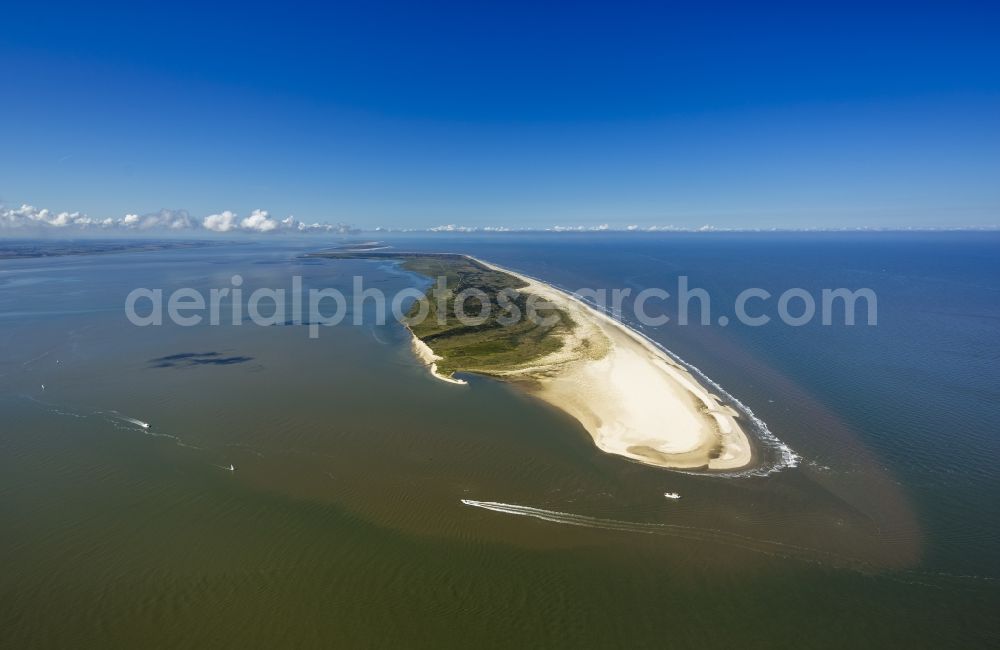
[470,257,753,471]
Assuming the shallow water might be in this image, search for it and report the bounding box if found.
[1,234,998,648]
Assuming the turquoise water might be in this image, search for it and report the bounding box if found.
[1,234,997,648]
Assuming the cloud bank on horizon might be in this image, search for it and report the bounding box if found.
[4,202,996,236]
[0,204,356,235]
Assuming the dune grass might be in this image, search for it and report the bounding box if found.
[311,251,572,375]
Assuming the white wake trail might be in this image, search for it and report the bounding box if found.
[459,499,874,569]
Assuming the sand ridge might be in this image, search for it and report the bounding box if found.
[469,258,753,471]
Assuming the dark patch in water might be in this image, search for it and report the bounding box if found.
[150,352,253,368]
[153,352,220,362]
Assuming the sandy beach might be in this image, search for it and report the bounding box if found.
[406,324,469,385]
[419,257,753,471]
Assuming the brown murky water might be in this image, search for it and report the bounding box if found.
[1,238,997,648]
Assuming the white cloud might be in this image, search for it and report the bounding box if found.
[0,204,97,229]
[0,203,357,235]
[129,209,195,230]
[202,210,239,232]
[297,221,342,232]
[239,209,279,233]
[547,224,614,232]
[429,224,479,232]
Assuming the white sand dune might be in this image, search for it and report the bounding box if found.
[404,256,753,470]
[472,258,753,471]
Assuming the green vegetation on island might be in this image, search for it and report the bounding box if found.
[310,251,573,376]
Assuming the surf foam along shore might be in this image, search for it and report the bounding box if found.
[468,257,754,471]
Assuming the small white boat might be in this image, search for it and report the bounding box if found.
[139,421,150,429]
[228,464,235,472]
[663,492,681,500]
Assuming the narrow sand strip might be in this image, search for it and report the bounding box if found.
[406,324,469,385]
[472,258,753,471]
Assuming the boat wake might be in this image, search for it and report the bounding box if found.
[460,499,998,588]
[117,415,150,429]
[461,498,869,568]
[105,412,199,446]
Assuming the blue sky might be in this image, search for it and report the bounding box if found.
[1,0,998,232]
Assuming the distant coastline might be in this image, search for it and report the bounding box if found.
[0,239,216,260]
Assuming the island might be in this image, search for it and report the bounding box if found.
[310,250,754,471]
[0,239,216,260]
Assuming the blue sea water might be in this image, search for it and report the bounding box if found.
[408,231,1000,574]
